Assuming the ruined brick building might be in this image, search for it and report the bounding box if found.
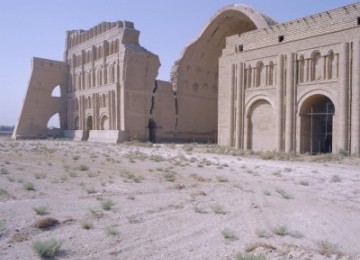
[13,3,360,155]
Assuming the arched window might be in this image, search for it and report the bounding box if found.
[311,51,322,81]
[74,99,79,111]
[298,55,305,83]
[102,94,106,107]
[97,68,102,86]
[327,51,334,80]
[268,61,274,86]
[256,62,264,87]
[87,96,92,109]
[247,65,252,88]
[103,65,107,84]
[92,70,96,87]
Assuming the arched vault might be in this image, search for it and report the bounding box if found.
[170,4,276,141]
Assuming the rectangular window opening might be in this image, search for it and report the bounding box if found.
[278,35,285,43]
[238,44,244,52]
[357,17,360,25]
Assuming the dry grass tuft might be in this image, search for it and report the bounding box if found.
[244,242,277,252]
[34,217,59,229]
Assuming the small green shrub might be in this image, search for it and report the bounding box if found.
[0,188,8,196]
[163,171,176,182]
[126,215,142,224]
[299,180,309,186]
[24,182,35,191]
[221,228,238,241]
[33,206,48,215]
[101,199,114,211]
[235,253,266,260]
[316,240,342,257]
[193,205,207,214]
[216,176,229,182]
[79,164,89,171]
[81,220,93,230]
[32,239,63,258]
[272,225,288,236]
[275,188,293,199]
[105,226,118,236]
[0,167,9,175]
[0,219,6,231]
[211,204,227,215]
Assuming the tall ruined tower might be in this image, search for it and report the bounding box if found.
[13,21,160,142]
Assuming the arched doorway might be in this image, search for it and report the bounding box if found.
[248,100,276,151]
[300,95,335,154]
[86,116,93,131]
[100,115,109,130]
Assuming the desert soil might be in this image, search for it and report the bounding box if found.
[0,137,360,260]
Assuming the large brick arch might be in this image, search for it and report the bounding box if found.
[171,5,276,142]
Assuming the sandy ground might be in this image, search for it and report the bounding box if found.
[0,137,360,260]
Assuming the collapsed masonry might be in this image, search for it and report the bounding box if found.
[13,3,360,155]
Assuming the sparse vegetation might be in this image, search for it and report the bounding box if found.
[271,225,288,236]
[211,204,227,215]
[331,175,341,183]
[32,238,63,258]
[275,188,293,199]
[0,167,9,175]
[81,220,93,230]
[163,171,176,182]
[316,240,342,257]
[105,226,118,236]
[101,199,114,211]
[216,176,228,182]
[33,206,48,215]
[299,180,309,186]
[0,188,8,196]
[235,253,266,260]
[121,170,144,183]
[193,205,207,214]
[0,220,6,232]
[126,215,142,224]
[255,229,271,238]
[23,181,35,191]
[79,164,89,171]
[221,228,238,241]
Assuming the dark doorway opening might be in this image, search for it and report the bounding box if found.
[86,116,93,131]
[148,119,157,143]
[300,95,334,154]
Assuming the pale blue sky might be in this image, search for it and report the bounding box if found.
[0,0,357,126]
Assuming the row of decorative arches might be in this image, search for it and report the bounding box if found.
[73,114,109,131]
[72,39,119,67]
[72,94,108,111]
[71,63,118,91]
[245,61,275,89]
[298,50,337,83]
